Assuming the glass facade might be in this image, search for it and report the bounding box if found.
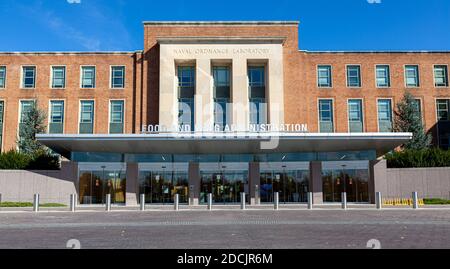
[322,161,370,203]
[78,165,126,205]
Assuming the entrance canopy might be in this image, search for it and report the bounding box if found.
[37,132,412,158]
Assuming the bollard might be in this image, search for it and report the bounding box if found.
[207,193,213,211]
[274,192,279,210]
[140,194,145,211]
[106,194,111,212]
[376,192,382,210]
[33,194,40,212]
[240,193,246,210]
[70,194,77,212]
[412,192,419,209]
[0,193,2,204]
[174,194,179,211]
[307,192,313,210]
[341,192,347,210]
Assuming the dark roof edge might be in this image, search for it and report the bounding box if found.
[144,21,300,26]
[0,51,140,56]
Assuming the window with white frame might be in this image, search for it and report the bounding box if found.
[49,100,64,134]
[434,65,448,87]
[377,99,393,132]
[376,65,390,88]
[110,100,124,134]
[22,66,36,88]
[317,65,332,87]
[319,99,334,133]
[19,100,35,139]
[405,65,420,87]
[51,66,66,89]
[0,66,6,88]
[111,66,125,88]
[348,99,363,133]
[81,66,96,88]
[79,100,94,134]
[347,65,361,87]
[437,100,450,121]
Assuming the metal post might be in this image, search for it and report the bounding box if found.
[70,194,77,212]
[207,193,213,211]
[376,192,382,210]
[412,192,419,209]
[140,194,145,211]
[341,192,347,210]
[174,194,179,211]
[274,192,279,210]
[33,194,40,212]
[307,192,313,210]
[106,194,111,212]
[241,192,246,210]
[0,193,2,205]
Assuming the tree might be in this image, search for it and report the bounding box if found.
[17,102,47,155]
[394,92,432,150]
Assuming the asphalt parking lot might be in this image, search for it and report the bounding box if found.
[0,209,449,249]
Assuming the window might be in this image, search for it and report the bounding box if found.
[0,101,4,152]
[110,100,124,134]
[376,65,390,88]
[81,66,96,88]
[319,99,334,133]
[436,99,450,149]
[51,66,66,88]
[347,65,361,87]
[0,66,6,88]
[49,101,64,134]
[249,66,267,126]
[213,66,231,131]
[317,65,332,87]
[19,100,35,139]
[437,100,449,121]
[412,99,423,124]
[434,65,448,87]
[377,99,393,132]
[22,66,36,88]
[348,99,363,133]
[177,66,195,131]
[79,101,94,134]
[405,65,420,87]
[111,66,125,88]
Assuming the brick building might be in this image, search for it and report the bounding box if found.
[0,21,448,205]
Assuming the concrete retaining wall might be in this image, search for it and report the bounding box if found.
[0,162,77,204]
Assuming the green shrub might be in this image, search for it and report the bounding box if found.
[0,151,32,170]
[423,198,450,205]
[386,148,450,168]
[0,150,60,170]
[0,202,66,207]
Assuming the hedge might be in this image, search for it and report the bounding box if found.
[0,151,60,170]
[385,148,450,168]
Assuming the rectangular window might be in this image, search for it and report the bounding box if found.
[0,101,4,152]
[437,100,449,121]
[405,65,420,87]
[49,101,64,134]
[434,65,449,87]
[111,66,125,88]
[81,66,96,88]
[348,99,364,133]
[249,66,267,126]
[22,66,36,88]
[377,99,393,132]
[412,99,423,124]
[19,100,35,139]
[79,101,94,134]
[51,66,66,89]
[317,65,332,87]
[319,99,334,133]
[110,100,124,134]
[213,66,231,131]
[178,66,195,131]
[347,65,361,87]
[0,66,6,88]
[376,65,390,88]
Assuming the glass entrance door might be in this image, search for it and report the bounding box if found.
[139,170,189,204]
[79,168,126,205]
[260,170,309,203]
[200,172,246,204]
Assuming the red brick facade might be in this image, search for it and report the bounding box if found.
[0,22,449,152]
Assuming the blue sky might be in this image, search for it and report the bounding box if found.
[0,0,449,52]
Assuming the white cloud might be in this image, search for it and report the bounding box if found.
[67,0,82,4]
